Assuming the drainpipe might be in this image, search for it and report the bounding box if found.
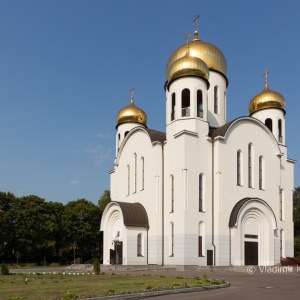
[161,142,165,266]
[212,138,216,265]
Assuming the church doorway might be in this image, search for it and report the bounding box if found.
[244,241,258,265]
[114,241,123,264]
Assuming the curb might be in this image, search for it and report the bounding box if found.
[84,282,230,299]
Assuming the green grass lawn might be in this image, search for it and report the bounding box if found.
[0,272,226,300]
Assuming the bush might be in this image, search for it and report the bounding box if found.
[1,264,9,275]
[93,258,100,275]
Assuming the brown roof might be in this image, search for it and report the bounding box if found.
[115,202,149,228]
[229,197,277,227]
[209,118,239,138]
[145,128,166,143]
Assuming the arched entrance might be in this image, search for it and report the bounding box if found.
[229,198,278,266]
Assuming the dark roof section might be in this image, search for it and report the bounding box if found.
[145,128,166,143]
[209,118,238,138]
[229,197,277,227]
[115,201,149,228]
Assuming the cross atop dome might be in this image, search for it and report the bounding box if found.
[263,69,269,89]
[193,14,200,39]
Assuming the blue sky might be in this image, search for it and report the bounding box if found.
[0,0,299,204]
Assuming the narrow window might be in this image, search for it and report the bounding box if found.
[199,174,203,211]
[134,153,137,193]
[171,93,176,121]
[280,189,285,221]
[198,222,205,257]
[137,234,142,256]
[125,131,129,138]
[278,119,282,142]
[248,144,252,188]
[224,91,227,119]
[127,165,130,195]
[181,89,190,117]
[237,151,241,186]
[118,133,121,150]
[141,157,144,190]
[197,90,203,118]
[198,236,203,256]
[265,118,273,132]
[214,86,218,114]
[259,156,263,190]
[171,222,174,256]
[170,175,174,212]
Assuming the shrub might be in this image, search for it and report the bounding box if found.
[62,292,77,299]
[93,258,100,275]
[1,264,9,275]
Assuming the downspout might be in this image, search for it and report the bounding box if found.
[212,137,216,265]
[161,142,165,266]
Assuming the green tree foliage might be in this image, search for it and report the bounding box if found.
[98,190,111,214]
[62,199,101,262]
[0,192,16,261]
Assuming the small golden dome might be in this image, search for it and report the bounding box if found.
[166,47,209,85]
[249,82,286,115]
[116,98,147,126]
[166,31,227,80]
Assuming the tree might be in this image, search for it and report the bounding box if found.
[98,190,111,214]
[62,199,101,262]
[294,187,300,257]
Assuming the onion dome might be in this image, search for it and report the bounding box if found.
[116,97,147,127]
[249,82,286,115]
[166,31,227,85]
[167,45,209,85]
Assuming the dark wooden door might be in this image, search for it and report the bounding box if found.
[115,241,123,265]
[245,241,258,265]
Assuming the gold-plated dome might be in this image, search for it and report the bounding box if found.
[249,82,286,115]
[166,31,227,80]
[167,46,209,84]
[116,98,147,126]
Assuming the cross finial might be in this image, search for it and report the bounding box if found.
[185,32,191,46]
[130,87,134,104]
[263,69,269,89]
[193,14,200,31]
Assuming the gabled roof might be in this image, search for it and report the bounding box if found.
[209,118,241,138]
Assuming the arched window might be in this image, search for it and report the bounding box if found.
[237,150,241,186]
[199,174,203,211]
[259,156,263,190]
[197,90,203,118]
[224,91,227,118]
[171,93,176,121]
[170,175,174,213]
[127,165,130,195]
[134,153,137,193]
[125,131,129,138]
[141,157,144,191]
[181,89,190,117]
[137,233,142,256]
[248,144,253,188]
[265,118,273,132]
[118,133,121,150]
[278,119,282,142]
[214,86,218,114]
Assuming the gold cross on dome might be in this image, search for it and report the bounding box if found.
[193,14,200,31]
[263,69,269,85]
[185,32,191,45]
[130,87,134,100]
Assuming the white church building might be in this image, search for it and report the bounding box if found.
[100,25,295,267]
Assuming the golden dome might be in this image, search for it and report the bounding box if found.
[166,46,209,85]
[116,98,147,126]
[166,31,227,81]
[249,83,286,115]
